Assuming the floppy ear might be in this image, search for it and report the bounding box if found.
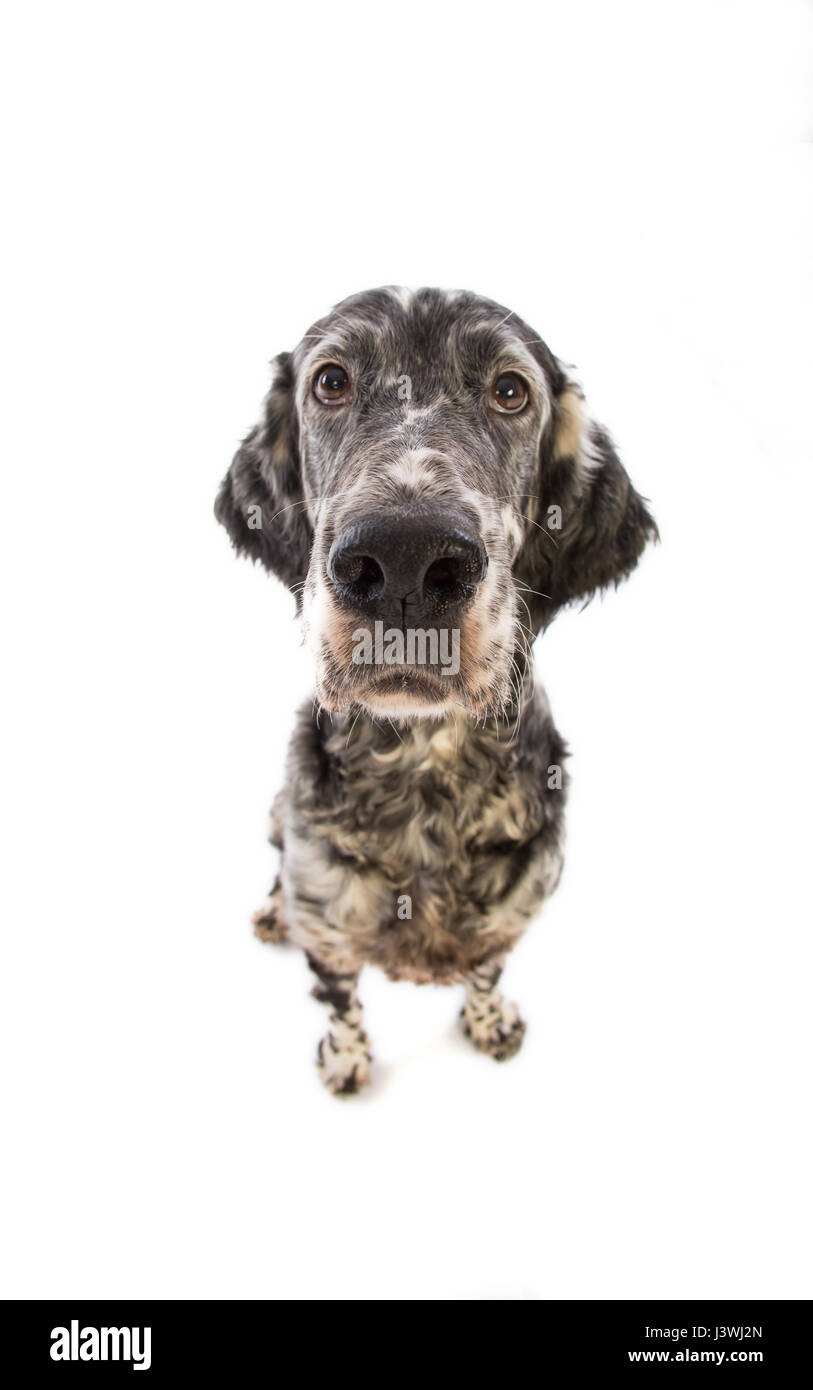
[214,352,311,594]
[514,374,658,632]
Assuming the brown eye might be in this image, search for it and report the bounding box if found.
[489,372,528,413]
[314,364,351,405]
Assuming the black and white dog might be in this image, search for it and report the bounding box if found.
[216,287,657,1095]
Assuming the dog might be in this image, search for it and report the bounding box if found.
[215,287,657,1095]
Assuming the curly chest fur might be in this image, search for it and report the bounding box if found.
[281,696,567,982]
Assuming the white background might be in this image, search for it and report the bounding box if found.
[2,0,811,1300]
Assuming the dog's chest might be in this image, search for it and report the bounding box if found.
[338,720,519,869]
[305,719,550,973]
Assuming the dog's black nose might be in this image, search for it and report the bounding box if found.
[327,511,488,621]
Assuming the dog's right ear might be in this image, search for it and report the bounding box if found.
[214,352,311,593]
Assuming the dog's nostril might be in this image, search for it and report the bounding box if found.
[353,555,385,597]
[329,549,385,600]
[424,556,466,597]
[423,548,487,611]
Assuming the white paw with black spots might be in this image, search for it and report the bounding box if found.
[316,1031,372,1097]
[461,997,526,1061]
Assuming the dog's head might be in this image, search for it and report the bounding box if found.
[216,287,657,720]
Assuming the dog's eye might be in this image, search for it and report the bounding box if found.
[489,373,528,413]
[314,364,352,405]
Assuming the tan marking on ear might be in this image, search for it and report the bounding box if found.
[552,386,588,461]
[270,434,289,467]
[552,382,602,484]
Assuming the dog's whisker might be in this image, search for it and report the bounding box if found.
[344,708,362,748]
[515,581,553,602]
[266,488,363,528]
[518,514,559,547]
[486,494,560,549]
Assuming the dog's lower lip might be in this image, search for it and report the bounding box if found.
[365,671,448,700]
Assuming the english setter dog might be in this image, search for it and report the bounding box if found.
[215,287,657,1095]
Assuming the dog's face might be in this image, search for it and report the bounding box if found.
[216,288,656,720]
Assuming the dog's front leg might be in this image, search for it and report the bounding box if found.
[461,960,526,1061]
[307,952,372,1097]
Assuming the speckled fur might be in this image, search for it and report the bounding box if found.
[280,689,567,984]
[215,287,657,1093]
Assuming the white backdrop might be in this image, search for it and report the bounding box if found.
[2,0,811,1300]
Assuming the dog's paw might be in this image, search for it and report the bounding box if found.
[461,998,526,1062]
[251,884,288,944]
[316,1032,372,1097]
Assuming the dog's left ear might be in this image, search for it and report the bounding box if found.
[514,373,658,631]
[214,352,311,595]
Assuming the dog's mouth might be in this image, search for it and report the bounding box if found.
[365,668,450,699]
[356,672,453,719]
[306,567,518,721]
[317,656,511,722]
[313,651,463,718]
